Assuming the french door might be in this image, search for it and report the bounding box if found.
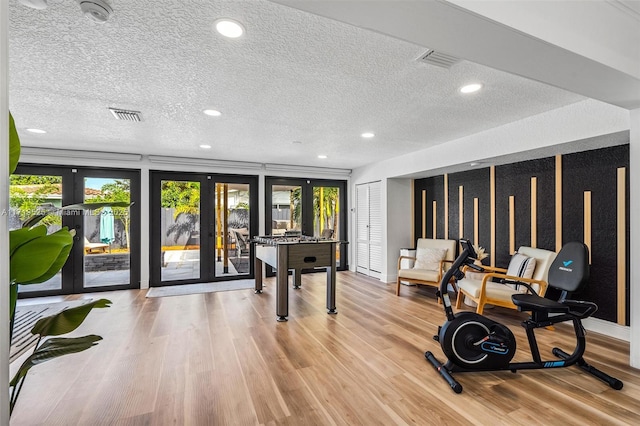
[265,177,348,271]
[150,171,258,286]
[10,164,141,297]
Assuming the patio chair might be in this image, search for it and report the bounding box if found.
[84,237,109,254]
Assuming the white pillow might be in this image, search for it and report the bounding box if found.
[506,253,536,279]
[413,247,447,271]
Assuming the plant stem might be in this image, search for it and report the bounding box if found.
[9,376,27,416]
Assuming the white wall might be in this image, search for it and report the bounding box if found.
[383,178,412,282]
[630,108,640,367]
[447,0,640,81]
[1,0,10,423]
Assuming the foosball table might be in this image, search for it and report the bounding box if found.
[252,235,339,321]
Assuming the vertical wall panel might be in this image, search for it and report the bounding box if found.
[584,191,592,263]
[421,189,427,239]
[448,168,490,260]
[444,174,449,239]
[495,158,555,267]
[414,175,444,244]
[556,155,563,252]
[562,145,629,322]
[509,196,515,255]
[617,167,626,325]
[433,201,437,239]
[490,166,496,267]
[531,177,537,248]
[459,186,464,240]
[474,198,479,245]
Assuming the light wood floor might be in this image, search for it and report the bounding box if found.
[10,271,640,425]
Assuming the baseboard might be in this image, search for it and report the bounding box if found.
[384,274,397,283]
[583,317,630,342]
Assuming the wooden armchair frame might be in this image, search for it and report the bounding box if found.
[455,246,556,315]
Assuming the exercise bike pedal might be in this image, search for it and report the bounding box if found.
[433,326,442,342]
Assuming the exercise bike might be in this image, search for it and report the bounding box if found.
[425,239,623,393]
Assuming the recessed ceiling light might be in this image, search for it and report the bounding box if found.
[26,128,46,134]
[200,144,212,149]
[203,109,221,116]
[361,132,375,138]
[214,19,245,38]
[318,155,327,159]
[469,162,481,167]
[460,83,483,94]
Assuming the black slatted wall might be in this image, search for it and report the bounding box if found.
[414,144,629,323]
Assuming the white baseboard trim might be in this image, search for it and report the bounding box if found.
[384,274,396,283]
[583,317,630,342]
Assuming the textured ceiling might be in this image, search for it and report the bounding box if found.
[9,0,586,170]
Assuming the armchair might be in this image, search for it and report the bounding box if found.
[456,246,557,314]
[396,238,457,297]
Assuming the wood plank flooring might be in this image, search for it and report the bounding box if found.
[9,272,640,425]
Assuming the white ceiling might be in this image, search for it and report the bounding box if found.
[8,0,604,171]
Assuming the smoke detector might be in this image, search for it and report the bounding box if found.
[77,0,113,23]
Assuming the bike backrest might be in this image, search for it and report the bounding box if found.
[547,242,590,293]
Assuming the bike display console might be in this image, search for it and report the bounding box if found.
[252,235,339,322]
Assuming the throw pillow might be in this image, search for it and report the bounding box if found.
[506,253,537,279]
[413,247,447,271]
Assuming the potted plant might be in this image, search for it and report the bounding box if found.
[7,113,118,415]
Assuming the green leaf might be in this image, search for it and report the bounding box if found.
[10,335,103,386]
[23,232,74,284]
[31,299,112,337]
[9,112,21,174]
[10,227,73,284]
[9,225,47,255]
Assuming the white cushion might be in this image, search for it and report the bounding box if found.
[457,279,521,302]
[414,247,447,271]
[506,253,536,279]
[398,268,440,282]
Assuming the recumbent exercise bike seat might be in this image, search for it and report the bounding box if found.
[512,241,590,314]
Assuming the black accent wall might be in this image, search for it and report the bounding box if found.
[414,144,630,323]
[561,145,630,323]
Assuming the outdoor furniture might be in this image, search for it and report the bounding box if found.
[229,228,250,258]
[84,237,109,254]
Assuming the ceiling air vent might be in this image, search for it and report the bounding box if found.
[417,50,460,69]
[109,107,143,122]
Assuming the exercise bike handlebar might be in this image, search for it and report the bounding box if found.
[440,240,480,321]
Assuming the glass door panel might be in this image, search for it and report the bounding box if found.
[214,182,251,277]
[9,173,64,293]
[82,177,132,288]
[160,180,201,282]
[271,184,302,235]
[313,185,341,266]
